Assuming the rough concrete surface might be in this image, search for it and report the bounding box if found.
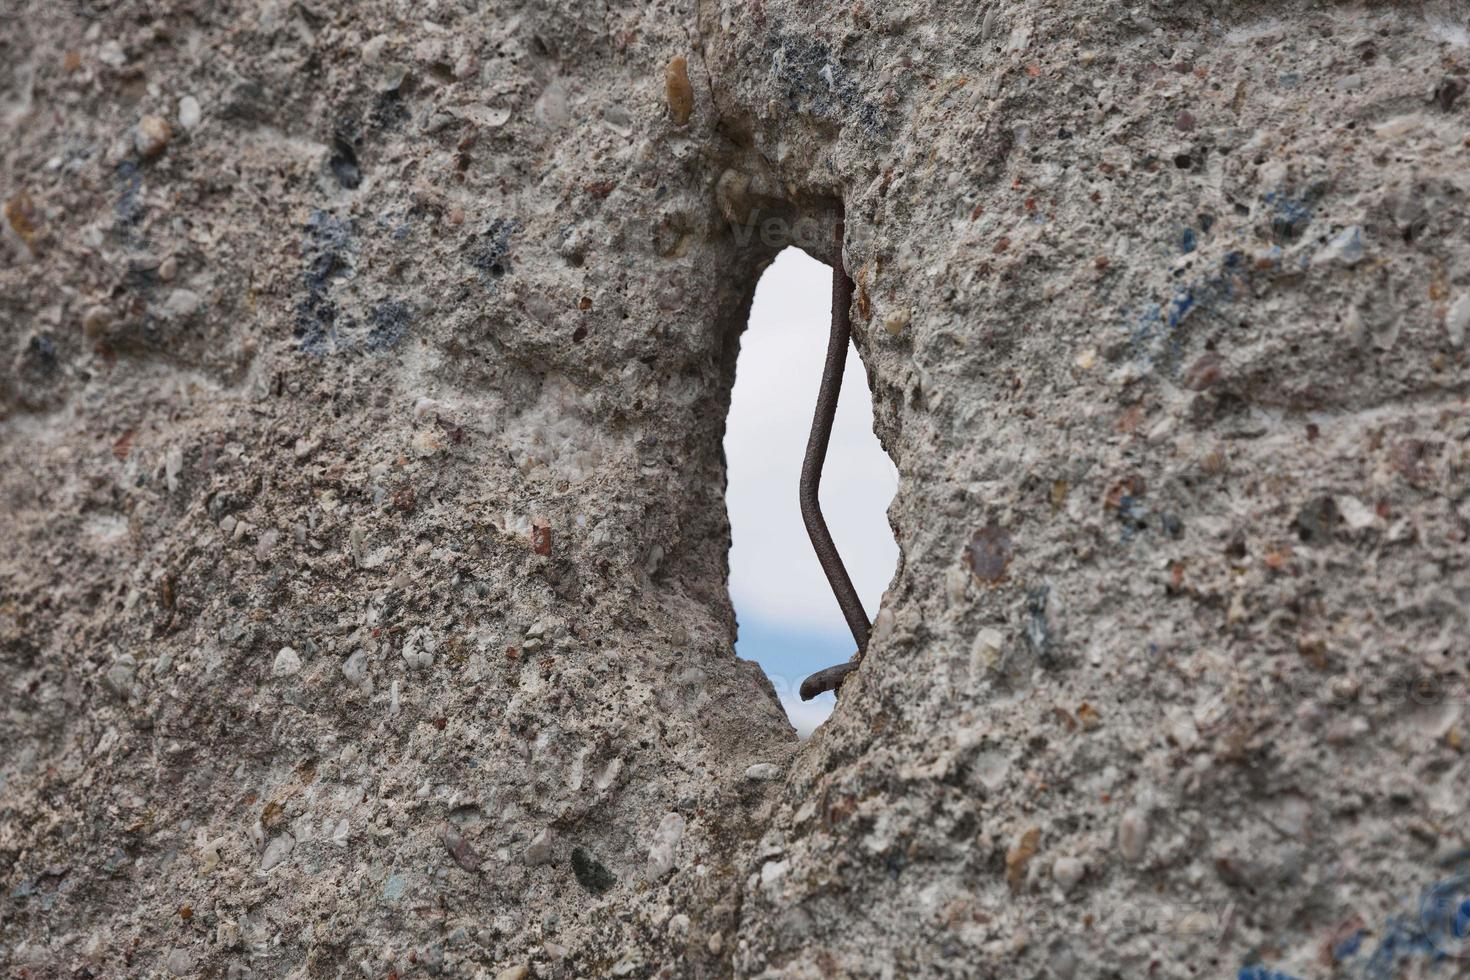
[3,1,1469,978]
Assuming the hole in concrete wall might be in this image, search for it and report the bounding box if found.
[724,247,899,737]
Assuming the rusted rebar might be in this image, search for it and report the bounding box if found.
[797,215,870,701]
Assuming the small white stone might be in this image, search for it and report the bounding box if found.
[667,913,690,939]
[759,858,789,898]
[646,812,686,880]
[496,966,529,980]
[456,103,512,129]
[164,948,194,976]
[1447,293,1470,348]
[1052,856,1085,892]
[165,446,183,493]
[533,78,571,128]
[177,95,201,130]
[341,649,368,686]
[1337,495,1377,531]
[946,566,968,603]
[1165,706,1199,750]
[1118,808,1150,863]
[163,288,200,318]
[744,763,782,781]
[361,35,390,64]
[197,835,226,873]
[1312,225,1366,268]
[594,758,623,791]
[971,628,1005,671]
[272,647,301,677]
[259,833,294,871]
[98,40,127,68]
[402,628,435,670]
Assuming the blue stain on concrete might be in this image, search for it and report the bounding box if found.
[114,161,145,226]
[769,33,887,137]
[366,299,412,351]
[294,211,415,355]
[1333,929,1366,961]
[1118,185,1333,380]
[1124,276,1217,374]
[1165,289,1196,330]
[296,210,354,355]
[1338,871,1470,979]
[1264,188,1315,243]
[1361,916,1444,978]
[1116,492,1148,542]
[468,217,521,285]
[1238,968,1301,980]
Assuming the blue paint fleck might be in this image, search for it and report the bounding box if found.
[1165,290,1196,330]
[1116,494,1149,542]
[1238,969,1300,980]
[770,33,888,138]
[1264,189,1314,243]
[1333,929,1365,961]
[1119,205,1274,374]
[296,211,354,355]
[366,299,412,351]
[468,217,522,283]
[1362,916,1442,979]
[1351,871,1470,979]
[114,161,145,225]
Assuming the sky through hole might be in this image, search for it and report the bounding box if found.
[724,247,899,736]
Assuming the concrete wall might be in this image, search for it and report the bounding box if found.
[3,1,1468,976]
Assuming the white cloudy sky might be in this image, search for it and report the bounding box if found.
[724,248,900,735]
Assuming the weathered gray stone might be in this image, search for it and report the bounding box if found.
[2,1,1467,978]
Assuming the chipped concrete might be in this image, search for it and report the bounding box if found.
[3,0,1469,977]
